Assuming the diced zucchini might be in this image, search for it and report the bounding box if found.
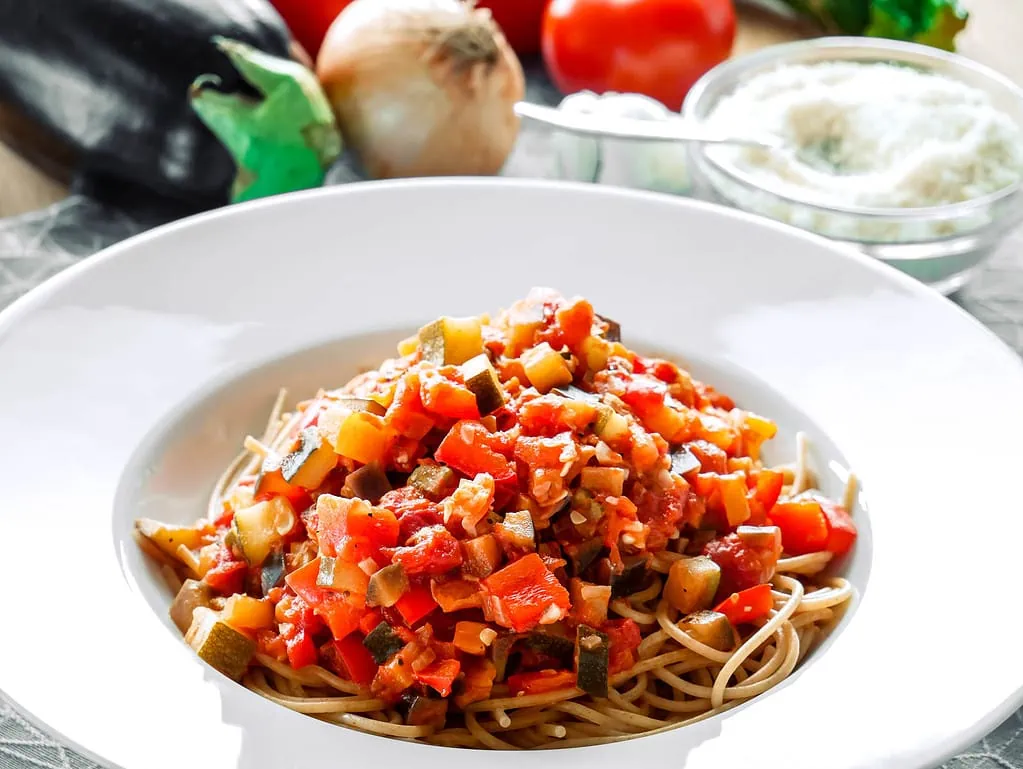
[664,556,721,614]
[736,525,782,552]
[343,462,392,504]
[221,594,275,630]
[494,510,535,553]
[670,446,701,477]
[594,405,629,442]
[595,313,621,342]
[580,466,628,496]
[135,518,204,559]
[575,624,610,697]
[281,426,337,489]
[399,692,449,726]
[419,316,484,365]
[563,537,603,577]
[363,621,406,664]
[521,342,573,393]
[408,464,457,501]
[524,631,575,666]
[679,610,737,652]
[462,533,502,578]
[461,353,506,415]
[611,555,650,598]
[185,607,255,681]
[232,497,296,567]
[317,556,370,594]
[366,563,409,608]
[260,550,286,596]
[170,579,212,634]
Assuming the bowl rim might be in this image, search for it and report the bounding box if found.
[683,36,1023,221]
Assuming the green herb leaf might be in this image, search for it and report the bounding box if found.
[866,0,969,51]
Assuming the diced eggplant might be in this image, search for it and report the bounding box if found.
[564,538,603,577]
[575,624,610,697]
[490,632,524,681]
[185,607,255,681]
[317,556,370,594]
[580,466,628,496]
[736,525,782,552]
[524,631,575,666]
[679,610,738,652]
[664,556,721,614]
[418,316,484,366]
[398,692,449,727]
[595,313,621,343]
[461,353,506,415]
[494,510,535,554]
[343,462,392,504]
[408,464,457,501]
[260,550,286,596]
[551,385,602,406]
[670,446,702,477]
[363,621,406,664]
[232,497,296,567]
[594,405,629,442]
[521,342,573,393]
[366,563,409,608]
[135,518,204,559]
[334,396,386,417]
[170,579,212,634]
[281,426,337,489]
[611,555,650,598]
[462,533,502,578]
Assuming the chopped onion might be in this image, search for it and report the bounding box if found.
[316,0,524,179]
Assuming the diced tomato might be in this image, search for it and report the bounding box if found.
[514,433,576,471]
[553,296,595,349]
[386,373,436,440]
[378,486,445,542]
[768,498,829,555]
[633,475,689,551]
[285,628,318,669]
[394,583,439,626]
[703,532,779,599]
[285,558,366,639]
[517,393,598,436]
[687,440,727,474]
[819,498,858,556]
[329,634,379,685]
[480,553,570,632]
[601,495,638,570]
[602,618,642,674]
[372,644,418,700]
[715,583,774,625]
[436,421,516,482]
[695,381,735,411]
[420,370,480,420]
[202,545,246,595]
[415,658,461,696]
[382,525,462,576]
[317,496,399,556]
[506,669,576,695]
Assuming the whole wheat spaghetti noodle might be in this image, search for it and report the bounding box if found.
[137,289,857,749]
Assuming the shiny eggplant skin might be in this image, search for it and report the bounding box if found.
[0,0,292,210]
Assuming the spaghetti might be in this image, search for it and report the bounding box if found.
[137,288,857,749]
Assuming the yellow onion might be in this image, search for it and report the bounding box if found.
[316,0,525,179]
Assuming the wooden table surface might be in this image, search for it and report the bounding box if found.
[0,0,1019,219]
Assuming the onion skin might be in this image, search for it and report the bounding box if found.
[316,0,525,179]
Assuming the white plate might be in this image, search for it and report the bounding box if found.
[1,179,1022,769]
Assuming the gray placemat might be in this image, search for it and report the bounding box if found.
[2,98,1023,768]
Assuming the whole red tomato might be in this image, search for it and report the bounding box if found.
[476,0,550,55]
[541,0,736,111]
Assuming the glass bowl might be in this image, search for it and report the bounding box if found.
[683,37,1023,295]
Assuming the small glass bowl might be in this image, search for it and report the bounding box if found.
[683,37,1023,295]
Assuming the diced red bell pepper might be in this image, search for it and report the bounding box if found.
[506,669,577,696]
[517,393,598,436]
[330,634,379,685]
[359,609,384,636]
[480,553,571,632]
[768,498,830,555]
[703,532,780,599]
[602,618,642,675]
[420,370,480,420]
[819,498,858,556]
[202,544,247,595]
[553,296,595,349]
[436,421,516,482]
[317,496,400,557]
[752,469,784,511]
[394,583,439,626]
[382,524,462,576]
[286,558,366,640]
[285,628,319,669]
[415,658,461,697]
[386,373,436,440]
[714,583,774,625]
